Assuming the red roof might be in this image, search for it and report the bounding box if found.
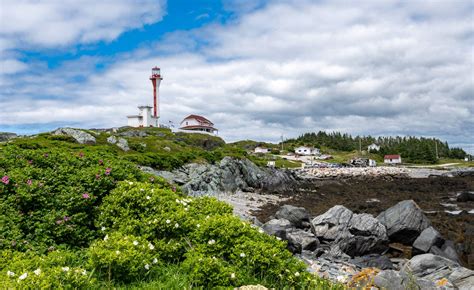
[182,114,213,125]
[384,155,401,159]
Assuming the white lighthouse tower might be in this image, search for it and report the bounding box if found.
[127,67,163,127]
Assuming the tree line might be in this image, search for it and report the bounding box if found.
[285,131,467,164]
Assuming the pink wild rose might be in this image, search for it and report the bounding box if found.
[1,176,9,185]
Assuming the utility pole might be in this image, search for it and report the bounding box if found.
[281,135,284,151]
[359,138,362,154]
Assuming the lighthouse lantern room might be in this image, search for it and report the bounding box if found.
[127,67,163,127]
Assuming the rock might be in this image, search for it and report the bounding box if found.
[163,146,171,152]
[107,136,117,144]
[262,219,293,239]
[374,270,439,290]
[429,240,461,264]
[311,205,388,257]
[351,254,394,270]
[373,270,405,290]
[118,129,147,137]
[286,229,319,254]
[402,253,474,289]
[0,132,17,142]
[457,191,474,202]
[377,200,431,245]
[275,205,311,229]
[116,138,129,151]
[413,226,444,254]
[107,135,130,151]
[53,128,96,144]
[145,157,298,195]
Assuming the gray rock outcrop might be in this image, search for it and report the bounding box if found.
[402,254,474,289]
[53,128,96,144]
[275,205,311,229]
[107,136,130,151]
[0,132,17,142]
[118,129,147,138]
[146,157,298,195]
[311,205,388,256]
[377,200,431,245]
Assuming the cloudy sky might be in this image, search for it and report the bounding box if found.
[0,0,473,152]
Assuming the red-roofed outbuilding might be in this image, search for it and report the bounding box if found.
[384,154,402,164]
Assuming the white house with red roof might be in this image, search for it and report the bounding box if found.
[178,114,218,135]
[384,154,402,164]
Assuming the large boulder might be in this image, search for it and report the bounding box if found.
[275,205,311,229]
[0,132,17,142]
[402,254,474,289]
[53,128,96,144]
[412,226,444,254]
[311,205,388,256]
[262,219,293,239]
[377,200,431,245]
[107,136,130,151]
[286,229,319,254]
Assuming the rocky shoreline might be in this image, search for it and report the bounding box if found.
[144,157,474,288]
[261,202,473,288]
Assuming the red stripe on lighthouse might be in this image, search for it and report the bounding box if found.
[152,79,157,117]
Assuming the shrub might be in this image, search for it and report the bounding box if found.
[0,249,95,288]
[0,145,150,252]
[88,232,159,283]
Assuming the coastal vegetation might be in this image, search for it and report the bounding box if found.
[0,132,340,288]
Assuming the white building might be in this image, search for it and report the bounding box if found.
[127,67,162,127]
[368,143,381,151]
[384,154,402,164]
[127,106,158,127]
[254,147,270,154]
[295,146,320,156]
[179,114,218,135]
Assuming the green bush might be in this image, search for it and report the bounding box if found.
[0,145,149,252]
[88,232,159,283]
[97,181,311,287]
[0,249,95,288]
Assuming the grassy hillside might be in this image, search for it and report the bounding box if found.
[0,129,340,289]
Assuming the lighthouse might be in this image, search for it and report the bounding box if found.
[150,66,163,119]
[127,67,163,127]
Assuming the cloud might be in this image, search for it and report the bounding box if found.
[1,0,473,152]
[0,0,166,48]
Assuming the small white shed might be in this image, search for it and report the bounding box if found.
[254,147,270,154]
[295,146,320,156]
